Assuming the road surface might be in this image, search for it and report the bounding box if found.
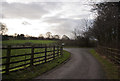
[35,48,105,79]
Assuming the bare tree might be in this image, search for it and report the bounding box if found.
[0,22,8,35]
[38,34,44,40]
[14,33,17,36]
[39,34,44,38]
[62,35,70,40]
[46,32,52,39]
[72,19,91,40]
[53,35,60,40]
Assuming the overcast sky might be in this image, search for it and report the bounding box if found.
[0,0,119,38]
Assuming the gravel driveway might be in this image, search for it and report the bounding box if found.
[35,48,105,79]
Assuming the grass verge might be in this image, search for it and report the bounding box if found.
[2,50,71,80]
[90,49,119,79]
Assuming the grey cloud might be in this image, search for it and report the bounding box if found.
[1,2,62,19]
[104,0,120,2]
[43,15,82,26]
[52,19,93,38]
[43,17,69,24]
[44,15,93,37]
[40,2,63,12]
[0,14,3,18]
[22,21,31,25]
[69,14,91,19]
[44,16,82,35]
[49,21,78,38]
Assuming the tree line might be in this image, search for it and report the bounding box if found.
[1,33,70,41]
[0,23,70,41]
[85,2,120,48]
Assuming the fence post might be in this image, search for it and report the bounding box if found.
[60,45,63,56]
[5,45,11,74]
[53,46,55,59]
[45,45,47,63]
[30,45,34,66]
[57,46,59,56]
[118,50,120,78]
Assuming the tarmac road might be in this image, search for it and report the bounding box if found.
[35,48,105,79]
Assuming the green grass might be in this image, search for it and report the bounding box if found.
[90,49,119,79]
[2,40,56,45]
[64,46,92,48]
[2,47,59,73]
[2,50,71,80]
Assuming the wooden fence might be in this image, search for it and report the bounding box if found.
[97,45,120,65]
[0,44,63,74]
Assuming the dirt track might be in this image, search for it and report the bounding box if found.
[35,48,105,79]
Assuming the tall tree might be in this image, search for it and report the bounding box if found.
[87,2,120,48]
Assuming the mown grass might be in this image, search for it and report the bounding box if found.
[1,47,59,73]
[2,50,71,80]
[2,40,56,45]
[90,49,119,79]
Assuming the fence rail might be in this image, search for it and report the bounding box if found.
[0,44,63,74]
[97,46,120,65]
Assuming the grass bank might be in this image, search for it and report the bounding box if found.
[2,50,71,80]
[90,49,119,79]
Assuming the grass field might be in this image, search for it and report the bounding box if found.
[1,40,59,74]
[2,40,56,45]
[2,50,71,80]
[2,46,59,74]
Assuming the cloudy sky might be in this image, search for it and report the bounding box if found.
[0,0,119,38]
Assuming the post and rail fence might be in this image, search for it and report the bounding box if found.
[97,45,120,77]
[97,45,120,65]
[0,44,63,74]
